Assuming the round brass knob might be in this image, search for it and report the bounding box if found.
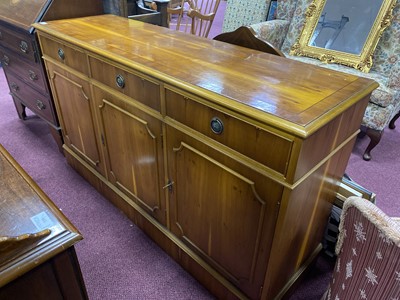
[57,48,65,60]
[116,74,125,89]
[210,117,224,135]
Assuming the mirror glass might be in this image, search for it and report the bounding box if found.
[290,0,396,72]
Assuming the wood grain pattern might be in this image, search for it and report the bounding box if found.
[33,16,378,300]
[33,15,378,136]
[0,145,85,298]
[0,0,103,32]
[89,56,161,112]
[0,229,51,266]
[46,63,103,173]
[93,86,166,225]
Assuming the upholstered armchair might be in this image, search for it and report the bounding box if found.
[321,196,400,299]
[250,0,400,161]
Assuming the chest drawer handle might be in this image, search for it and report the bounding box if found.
[29,70,38,81]
[36,100,46,110]
[10,82,19,92]
[19,40,29,53]
[210,117,224,135]
[57,48,65,60]
[2,54,9,66]
[116,74,125,89]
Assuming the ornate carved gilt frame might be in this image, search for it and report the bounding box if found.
[290,0,397,72]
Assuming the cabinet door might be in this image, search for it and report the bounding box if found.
[93,87,166,225]
[46,63,104,174]
[166,126,283,299]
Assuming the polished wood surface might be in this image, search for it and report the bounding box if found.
[46,63,102,172]
[93,86,167,225]
[0,0,48,32]
[34,15,377,136]
[0,0,103,32]
[34,15,377,299]
[0,144,86,299]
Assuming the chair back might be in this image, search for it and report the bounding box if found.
[173,0,221,38]
[322,196,400,299]
[167,0,186,29]
[213,26,285,56]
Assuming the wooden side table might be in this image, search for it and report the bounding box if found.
[0,144,87,299]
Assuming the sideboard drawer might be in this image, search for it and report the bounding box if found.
[165,88,293,175]
[89,56,161,112]
[39,36,89,76]
[7,72,55,124]
[0,26,37,62]
[0,48,48,94]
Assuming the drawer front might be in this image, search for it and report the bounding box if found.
[7,72,56,124]
[0,26,37,62]
[39,35,89,76]
[165,88,293,175]
[89,56,161,112]
[0,48,48,94]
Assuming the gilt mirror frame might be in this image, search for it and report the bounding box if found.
[290,0,397,72]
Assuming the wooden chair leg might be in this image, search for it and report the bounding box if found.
[363,128,383,161]
[389,111,400,129]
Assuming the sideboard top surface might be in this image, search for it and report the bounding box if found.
[33,15,378,134]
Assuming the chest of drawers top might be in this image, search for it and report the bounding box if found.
[0,0,103,63]
[0,0,103,33]
[0,0,102,61]
[33,14,377,137]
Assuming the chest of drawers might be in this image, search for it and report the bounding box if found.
[34,15,378,299]
[0,0,103,150]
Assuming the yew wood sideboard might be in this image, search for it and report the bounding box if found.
[33,15,378,299]
[0,144,87,299]
[0,0,103,150]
